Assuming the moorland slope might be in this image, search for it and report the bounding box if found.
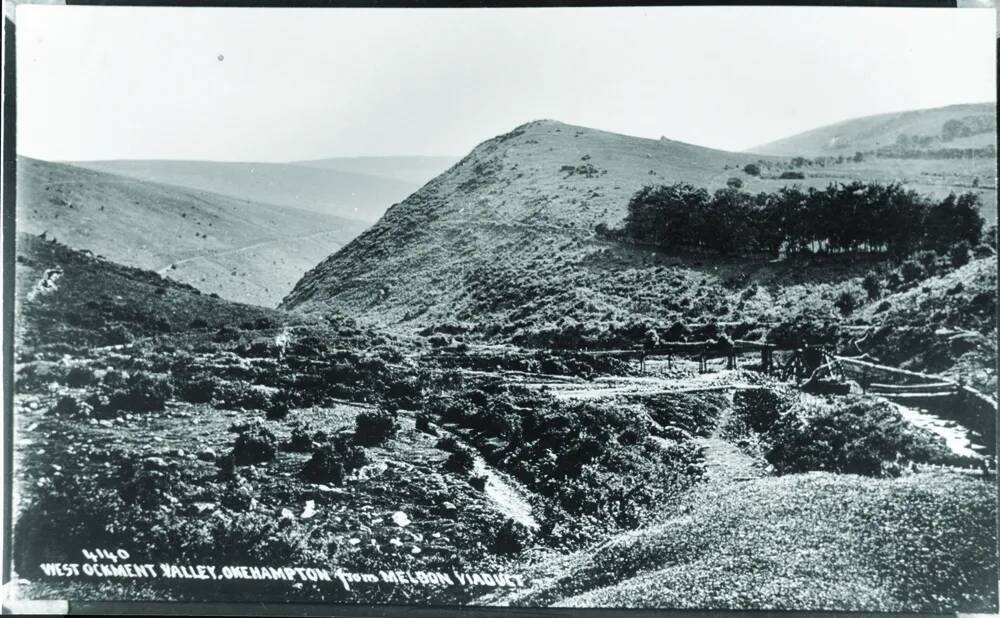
[751,102,996,156]
[17,157,368,306]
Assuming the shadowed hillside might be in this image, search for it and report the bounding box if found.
[71,158,421,222]
[751,102,996,156]
[17,157,369,306]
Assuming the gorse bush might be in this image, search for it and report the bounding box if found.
[733,388,793,434]
[300,437,367,485]
[104,372,174,414]
[751,396,958,477]
[444,448,476,475]
[354,408,398,446]
[175,373,218,404]
[862,272,882,300]
[230,425,277,466]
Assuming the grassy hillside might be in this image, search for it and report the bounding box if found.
[71,159,419,222]
[17,157,367,306]
[488,471,995,611]
[751,102,996,156]
[282,120,997,360]
[292,156,460,185]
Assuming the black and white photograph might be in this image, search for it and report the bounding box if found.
[4,4,999,612]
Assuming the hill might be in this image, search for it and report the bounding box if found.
[16,156,368,307]
[70,158,420,222]
[751,102,996,156]
[281,119,998,354]
[292,155,460,185]
[487,471,995,610]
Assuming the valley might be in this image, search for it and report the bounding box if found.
[9,103,999,611]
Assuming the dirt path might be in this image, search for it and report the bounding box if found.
[156,229,344,275]
[697,403,764,485]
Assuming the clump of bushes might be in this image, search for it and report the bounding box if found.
[862,272,881,300]
[834,289,859,315]
[285,424,316,452]
[266,400,290,421]
[102,372,173,414]
[738,393,962,477]
[215,381,272,410]
[64,365,95,387]
[354,408,398,446]
[415,412,437,435]
[733,388,793,433]
[444,448,476,475]
[102,324,134,346]
[300,436,367,485]
[492,519,533,554]
[175,373,218,404]
[50,395,90,418]
[949,240,971,267]
[230,424,277,466]
[779,171,805,179]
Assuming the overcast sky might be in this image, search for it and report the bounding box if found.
[16,5,997,162]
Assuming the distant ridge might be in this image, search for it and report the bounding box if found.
[750,102,997,156]
[70,158,421,222]
[292,155,460,185]
[17,156,368,306]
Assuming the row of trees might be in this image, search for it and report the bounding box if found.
[602,181,984,257]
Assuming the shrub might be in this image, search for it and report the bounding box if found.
[733,388,792,433]
[106,372,174,413]
[300,437,367,485]
[779,171,805,179]
[354,408,398,446]
[415,412,437,435]
[231,425,277,466]
[266,400,290,421]
[435,435,461,452]
[862,272,881,301]
[63,365,96,387]
[215,381,272,410]
[949,240,971,267]
[444,448,476,475]
[900,260,925,284]
[102,324,134,346]
[743,163,761,176]
[726,177,743,189]
[50,395,89,418]
[492,519,532,554]
[189,317,209,329]
[213,325,240,343]
[834,289,859,315]
[764,397,954,476]
[101,369,126,389]
[176,373,217,404]
[285,425,315,452]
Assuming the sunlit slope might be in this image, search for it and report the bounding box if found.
[282,118,997,331]
[751,102,996,156]
[17,156,367,306]
[71,158,420,222]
